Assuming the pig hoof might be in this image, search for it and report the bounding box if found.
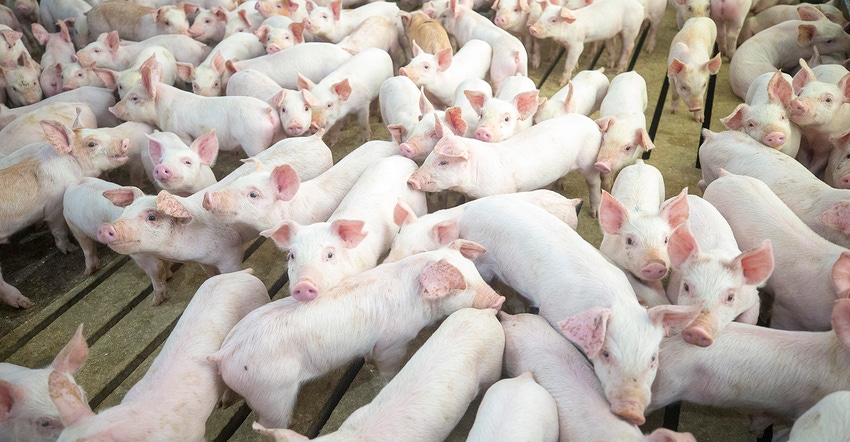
[151,292,169,306]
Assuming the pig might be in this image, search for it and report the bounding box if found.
[255,308,505,442]
[490,0,541,69]
[203,139,398,234]
[398,39,492,109]
[110,65,281,157]
[0,324,88,440]
[50,271,269,441]
[699,129,850,255]
[82,1,196,42]
[451,78,492,138]
[649,299,850,437]
[728,5,850,99]
[380,75,421,144]
[702,171,850,331]
[466,372,558,442]
[788,58,850,176]
[296,48,394,144]
[89,121,156,188]
[223,2,265,37]
[447,197,701,425]
[598,160,690,304]
[59,59,115,91]
[224,68,283,100]
[464,74,539,143]
[408,113,604,217]
[254,16,305,54]
[177,33,266,96]
[0,52,41,106]
[397,105,448,164]
[336,16,401,72]
[0,103,96,159]
[142,130,219,196]
[666,194,774,346]
[534,67,609,123]
[0,4,18,33]
[740,3,848,44]
[0,119,129,254]
[263,156,427,301]
[673,0,710,29]
[209,240,505,428]
[0,265,29,308]
[0,24,25,69]
[826,130,850,189]
[187,6,227,44]
[527,0,644,86]
[667,17,722,122]
[594,71,655,191]
[75,31,208,71]
[221,41,352,92]
[302,0,401,44]
[254,0,292,19]
[385,189,582,263]
[400,9,451,57]
[722,70,800,157]
[788,391,850,441]
[32,21,76,98]
[0,86,117,129]
[268,87,315,137]
[96,48,179,99]
[37,0,90,34]
[501,312,697,442]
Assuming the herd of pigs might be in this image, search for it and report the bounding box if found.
[3,0,850,438]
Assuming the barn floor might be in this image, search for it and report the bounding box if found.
[0,4,786,441]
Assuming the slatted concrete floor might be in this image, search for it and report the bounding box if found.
[0,5,774,441]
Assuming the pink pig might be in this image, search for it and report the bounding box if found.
[534,67,609,123]
[0,86,118,130]
[75,31,208,71]
[667,17,723,122]
[826,130,850,189]
[83,1,196,42]
[398,39,492,109]
[464,75,539,143]
[142,130,219,196]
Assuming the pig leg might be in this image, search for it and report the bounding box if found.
[68,222,100,275]
[329,120,344,147]
[358,107,371,143]
[131,254,170,305]
[615,29,639,74]
[669,77,680,115]
[371,339,412,383]
[201,264,222,277]
[0,266,32,308]
[46,209,76,254]
[723,16,746,60]
[604,38,618,70]
[582,170,603,218]
[560,42,584,87]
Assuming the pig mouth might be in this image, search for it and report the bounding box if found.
[107,239,141,253]
[109,154,129,164]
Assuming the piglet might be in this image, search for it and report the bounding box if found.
[83,1,195,42]
[466,372,558,442]
[97,48,179,99]
[177,32,266,97]
[75,31,208,71]
[302,0,401,44]
[667,17,722,122]
[142,130,219,196]
[788,391,850,441]
[254,16,305,54]
[50,271,269,441]
[0,324,88,440]
[398,39,492,109]
[209,240,505,428]
[0,86,117,130]
[673,0,710,28]
[0,24,26,69]
[465,74,538,143]
[221,42,351,92]
[740,3,847,43]
[534,68,609,123]
[400,9,451,56]
[0,102,96,159]
[0,52,41,107]
[380,76,421,144]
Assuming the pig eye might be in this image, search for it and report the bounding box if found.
[747,121,754,128]
[845,153,850,159]
[304,106,309,112]
[288,251,295,260]
[439,160,448,166]
[503,116,510,122]
[131,96,139,102]
[36,417,60,429]
[601,350,610,359]
[726,293,735,302]
[423,63,430,70]
[204,18,211,23]
[651,354,657,363]
[624,145,632,152]
[664,236,669,244]
[825,97,833,103]
[280,106,287,113]
[214,82,219,88]
[184,160,192,165]
[249,191,258,198]
[87,141,97,148]
[327,251,334,259]
[683,283,690,293]
[164,20,171,26]
[827,39,834,44]
[147,213,157,221]
[94,48,100,53]
[626,237,634,245]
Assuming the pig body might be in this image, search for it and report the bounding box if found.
[0,102,96,159]
[401,9,451,56]
[702,171,850,332]
[224,68,283,100]
[408,113,603,217]
[665,194,773,346]
[222,41,351,91]
[302,0,401,44]
[740,3,847,43]
[265,155,427,301]
[527,0,643,86]
[51,271,269,442]
[258,308,505,442]
[399,39,492,108]
[178,32,266,96]
[83,1,194,42]
[336,16,400,66]
[490,0,540,69]
[75,31,208,71]
[0,86,117,129]
[100,46,179,99]
[1,53,41,107]
[466,372,558,442]
[0,24,26,69]
[673,0,710,29]
[210,241,505,428]
[379,75,421,143]
[255,16,305,54]
[37,0,90,34]
[467,74,538,143]
[650,299,850,435]
[534,68,609,123]
[594,71,654,189]
[0,324,88,441]
[501,312,696,442]
[32,22,76,98]
[723,70,800,157]
[788,391,850,441]
[111,66,281,157]
[142,130,218,196]
[826,132,850,189]
[667,17,722,122]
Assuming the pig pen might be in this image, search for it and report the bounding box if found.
[0,3,828,441]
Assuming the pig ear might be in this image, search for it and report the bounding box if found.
[102,187,144,207]
[667,58,686,77]
[832,298,850,349]
[332,79,352,101]
[41,120,75,154]
[393,198,418,226]
[296,72,315,91]
[433,114,445,139]
[252,422,310,441]
[645,428,695,442]
[559,7,576,23]
[706,53,722,75]
[48,371,94,427]
[419,87,435,115]
[661,188,690,228]
[647,303,701,336]
[433,219,460,246]
[290,22,305,43]
[411,39,422,57]
[444,106,467,136]
[434,139,470,159]
[839,73,850,103]
[261,220,299,248]
[224,59,238,75]
[735,239,774,286]
[595,116,615,132]
[0,29,21,46]
[106,30,120,52]
[141,66,157,99]
[387,124,407,144]
[271,164,300,201]
[51,324,88,375]
[819,200,850,234]
[514,90,540,121]
[180,2,198,14]
[302,89,320,108]
[558,307,611,358]
[32,23,49,45]
[797,24,818,45]
[419,258,466,299]
[191,130,219,166]
[767,71,793,106]
[464,90,487,114]
[254,25,270,43]
[435,47,453,72]
[57,20,72,43]
[797,4,825,21]
[331,219,368,248]
[720,103,748,130]
[306,0,315,13]
[448,238,486,259]
[331,0,342,20]
[211,51,226,75]
[831,252,850,297]
[156,191,193,221]
[667,223,698,268]
[0,379,25,421]
[598,190,627,235]
[634,127,655,151]
[792,59,815,94]
[146,134,165,163]
[213,7,228,20]
[93,67,118,90]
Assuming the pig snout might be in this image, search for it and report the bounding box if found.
[109,104,127,120]
[97,223,118,244]
[302,18,313,30]
[286,123,305,136]
[594,160,612,174]
[610,401,646,426]
[267,44,282,54]
[494,14,508,26]
[15,3,31,14]
[528,23,543,38]
[474,128,493,142]
[788,99,809,118]
[407,172,427,190]
[839,174,850,189]
[399,142,418,159]
[153,164,174,182]
[762,132,786,148]
[641,260,668,280]
[291,279,319,301]
[682,313,716,347]
[202,191,228,213]
[472,285,505,310]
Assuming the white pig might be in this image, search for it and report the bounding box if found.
[82,1,196,42]
[254,16,305,54]
[380,76,421,144]
[177,32,266,97]
[50,271,269,441]
[32,21,75,98]
[301,0,401,44]
[187,6,227,44]
[0,52,41,107]
[466,372,558,442]
[0,86,117,130]
[0,24,25,69]
[826,130,850,189]
[223,68,283,101]
[398,39,492,109]
[740,3,848,43]
[788,391,850,441]
[0,103,96,159]
[451,78,492,138]
[74,31,208,71]
[534,67,609,123]
[142,130,219,196]
[0,324,88,441]
[208,240,505,428]
[673,0,710,29]
[464,74,538,143]
[97,47,179,99]
[667,17,722,122]
[490,0,541,69]
[267,87,315,137]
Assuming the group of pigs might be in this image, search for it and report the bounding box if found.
[2,0,850,439]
